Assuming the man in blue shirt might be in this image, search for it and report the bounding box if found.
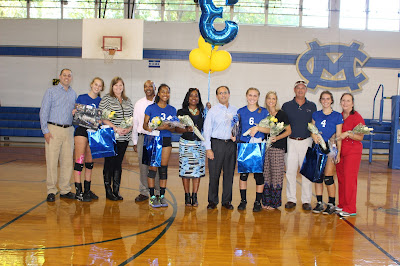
[281,80,317,211]
[40,69,77,202]
[203,86,238,210]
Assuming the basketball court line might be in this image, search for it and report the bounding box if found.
[0,188,177,254]
[296,179,400,265]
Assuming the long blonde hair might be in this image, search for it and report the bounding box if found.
[246,87,262,113]
[264,91,281,113]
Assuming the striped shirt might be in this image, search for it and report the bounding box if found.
[39,84,77,134]
[99,94,134,142]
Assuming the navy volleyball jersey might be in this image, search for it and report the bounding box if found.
[237,106,269,142]
[312,110,343,141]
[76,94,101,108]
[145,103,177,138]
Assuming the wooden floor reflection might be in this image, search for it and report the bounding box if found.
[0,144,399,265]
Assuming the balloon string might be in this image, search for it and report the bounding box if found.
[208,70,211,103]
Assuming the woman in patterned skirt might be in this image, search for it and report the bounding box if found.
[263,91,291,209]
[176,88,206,207]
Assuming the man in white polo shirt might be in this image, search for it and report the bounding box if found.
[132,80,160,202]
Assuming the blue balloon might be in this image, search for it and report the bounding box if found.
[199,0,239,46]
[226,0,238,5]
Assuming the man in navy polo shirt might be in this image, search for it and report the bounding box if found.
[282,80,317,211]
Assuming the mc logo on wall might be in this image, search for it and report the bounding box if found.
[296,40,370,92]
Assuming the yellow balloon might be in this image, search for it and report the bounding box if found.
[189,48,211,73]
[198,36,218,57]
[210,50,232,72]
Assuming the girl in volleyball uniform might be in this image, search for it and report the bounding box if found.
[236,88,269,212]
[311,91,343,215]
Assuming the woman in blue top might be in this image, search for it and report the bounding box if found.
[311,91,343,215]
[73,77,104,202]
[143,84,177,208]
[236,88,270,212]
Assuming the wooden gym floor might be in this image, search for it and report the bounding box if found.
[0,143,399,265]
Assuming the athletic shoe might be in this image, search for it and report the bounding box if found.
[86,190,99,200]
[322,203,336,215]
[149,196,161,208]
[312,202,324,214]
[339,211,356,217]
[237,200,247,210]
[253,201,262,212]
[335,207,343,213]
[60,192,76,199]
[159,195,168,207]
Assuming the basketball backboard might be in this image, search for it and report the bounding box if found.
[82,19,143,60]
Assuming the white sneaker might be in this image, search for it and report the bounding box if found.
[339,211,356,217]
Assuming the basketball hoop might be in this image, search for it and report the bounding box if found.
[103,46,117,64]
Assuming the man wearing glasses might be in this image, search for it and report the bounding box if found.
[203,86,238,210]
[282,80,317,211]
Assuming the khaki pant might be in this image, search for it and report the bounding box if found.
[45,124,74,194]
[285,137,313,204]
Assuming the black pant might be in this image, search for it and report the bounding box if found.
[103,141,129,174]
[208,138,237,204]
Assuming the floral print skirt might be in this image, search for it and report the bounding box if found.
[179,138,206,178]
[262,147,285,208]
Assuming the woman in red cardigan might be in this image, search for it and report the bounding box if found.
[336,93,365,217]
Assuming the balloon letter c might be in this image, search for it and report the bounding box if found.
[199,0,239,46]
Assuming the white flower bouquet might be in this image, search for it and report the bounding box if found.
[115,116,133,138]
[308,123,327,150]
[101,109,116,120]
[352,123,374,135]
[149,116,163,130]
[178,115,205,141]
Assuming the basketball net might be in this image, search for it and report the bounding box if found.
[103,47,117,64]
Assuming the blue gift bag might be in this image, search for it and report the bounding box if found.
[300,144,328,182]
[88,128,117,159]
[142,135,163,167]
[237,142,266,173]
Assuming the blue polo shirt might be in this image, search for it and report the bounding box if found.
[282,98,317,139]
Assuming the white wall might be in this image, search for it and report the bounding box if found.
[1,19,399,119]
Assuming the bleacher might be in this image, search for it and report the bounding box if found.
[0,106,182,143]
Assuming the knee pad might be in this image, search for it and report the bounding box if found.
[254,173,264,185]
[240,173,249,182]
[159,165,168,180]
[85,162,94,169]
[148,170,157,179]
[74,162,84,172]
[324,175,334,186]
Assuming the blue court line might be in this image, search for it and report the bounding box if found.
[0,179,46,183]
[118,188,177,265]
[0,198,50,231]
[0,159,17,166]
[0,188,177,256]
[341,218,400,265]
[295,179,400,264]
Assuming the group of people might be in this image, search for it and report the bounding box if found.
[40,69,364,217]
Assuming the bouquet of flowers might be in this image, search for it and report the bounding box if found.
[308,123,327,150]
[178,115,205,141]
[115,116,133,138]
[163,115,186,129]
[264,115,286,148]
[149,116,163,130]
[352,123,374,135]
[101,109,116,120]
[327,140,338,160]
